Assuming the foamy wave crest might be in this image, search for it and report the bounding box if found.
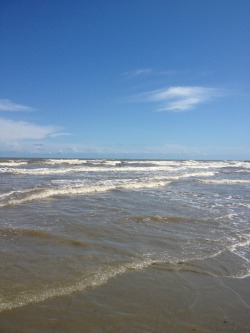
[0,189,33,201]
[1,165,175,175]
[181,160,235,169]
[228,234,250,254]
[43,159,123,166]
[169,171,216,180]
[0,180,168,207]
[0,167,87,175]
[238,203,250,209]
[229,161,250,169]
[198,179,250,185]
[0,160,28,167]
[45,159,89,165]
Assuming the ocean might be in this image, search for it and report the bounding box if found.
[0,158,249,332]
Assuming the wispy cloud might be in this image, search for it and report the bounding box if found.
[123,68,153,78]
[0,118,66,140]
[0,99,33,111]
[50,132,72,138]
[134,86,222,111]
[123,68,181,78]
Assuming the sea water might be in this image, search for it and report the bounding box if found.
[0,159,249,332]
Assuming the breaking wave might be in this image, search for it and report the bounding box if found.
[0,160,28,167]
[198,179,250,185]
[0,180,169,207]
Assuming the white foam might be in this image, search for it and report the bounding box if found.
[0,180,169,207]
[1,165,175,175]
[0,188,32,199]
[0,160,28,167]
[229,270,250,279]
[199,179,250,185]
[43,159,124,166]
[45,159,88,165]
[230,161,250,169]
[168,171,216,180]
[237,203,250,209]
[1,164,222,176]
[228,234,250,253]
[181,160,231,168]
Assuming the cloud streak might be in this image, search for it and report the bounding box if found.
[0,99,33,111]
[135,86,222,111]
[123,68,153,78]
[0,99,71,146]
[0,118,66,140]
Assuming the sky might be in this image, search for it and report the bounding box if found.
[0,0,250,160]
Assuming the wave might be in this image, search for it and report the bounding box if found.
[0,180,169,207]
[0,165,174,175]
[0,188,33,199]
[1,240,249,313]
[0,250,227,313]
[43,159,123,166]
[237,203,250,209]
[0,164,219,177]
[2,246,248,313]
[198,179,250,185]
[168,171,216,180]
[1,158,249,169]
[228,234,250,254]
[0,169,218,206]
[45,159,89,165]
[0,160,28,167]
[0,258,157,313]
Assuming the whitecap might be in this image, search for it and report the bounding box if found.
[198,179,250,185]
[0,179,169,207]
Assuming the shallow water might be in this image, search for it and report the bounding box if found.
[0,158,249,332]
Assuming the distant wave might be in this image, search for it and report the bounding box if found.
[43,159,122,166]
[0,164,219,176]
[168,171,216,180]
[0,165,173,175]
[0,158,249,169]
[0,160,28,167]
[198,179,250,185]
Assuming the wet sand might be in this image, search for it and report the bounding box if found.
[1,263,250,333]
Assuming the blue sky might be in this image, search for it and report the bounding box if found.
[0,0,249,159]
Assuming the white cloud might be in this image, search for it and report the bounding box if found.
[0,99,33,111]
[0,118,63,140]
[135,86,221,111]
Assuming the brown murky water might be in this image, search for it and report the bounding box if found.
[0,159,250,332]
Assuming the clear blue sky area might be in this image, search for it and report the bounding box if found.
[0,0,249,159]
